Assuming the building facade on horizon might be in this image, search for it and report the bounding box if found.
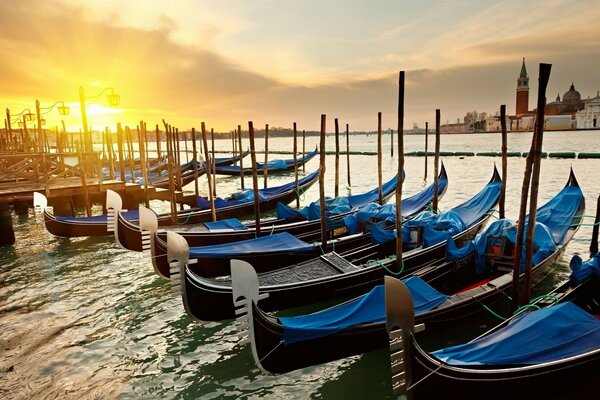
[510,59,598,131]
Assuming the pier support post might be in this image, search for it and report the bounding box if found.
[0,204,15,246]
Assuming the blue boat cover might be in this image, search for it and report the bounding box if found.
[371,179,501,246]
[445,180,582,273]
[204,218,248,231]
[445,219,557,274]
[279,276,449,345]
[196,169,319,209]
[55,209,140,223]
[535,184,583,245]
[276,174,399,221]
[216,149,318,173]
[432,302,600,366]
[569,253,600,285]
[341,175,447,234]
[188,232,314,258]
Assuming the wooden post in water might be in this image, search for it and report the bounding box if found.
[590,193,600,257]
[116,123,126,182]
[319,115,327,249]
[125,127,136,184]
[175,128,183,193]
[395,71,405,270]
[263,124,269,188]
[390,128,394,157]
[500,105,508,219]
[163,123,178,222]
[77,146,92,217]
[201,122,217,222]
[377,112,383,205]
[191,128,200,198]
[237,125,245,189]
[211,128,217,197]
[293,122,299,208]
[424,122,428,180]
[183,129,189,163]
[346,124,351,187]
[155,125,162,173]
[433,111,441,212]
[334,118,340,198]
[523,63,552,305]
[302,129,306,172]
[248,121,261,235]
[105,127,115,180]
[137,124,150,207]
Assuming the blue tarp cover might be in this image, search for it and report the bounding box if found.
[445,180,582,273]
[196,169,319,209]
[55,209,139,223]
[371,179,500,246]
[570,253,600,285]
[432,302,600,366]
[279,276,449,345]
[445,219,557,274]
[276,174,399,221]
[204,218,248,231]
[188,232,314,258]
[534,185,583,245]
[216,149,318,173]
[341,175,447,234]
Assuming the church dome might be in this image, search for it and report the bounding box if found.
[563,83,581,103]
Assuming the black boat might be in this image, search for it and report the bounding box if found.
[36,169,319,238]
[169,165,502,322]
[214,149,318,176]
[125,167,410,254]
[384,251,600,400]
[228,169,583,374]
[150,169,446,278]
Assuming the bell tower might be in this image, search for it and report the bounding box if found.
[516,58,529,115]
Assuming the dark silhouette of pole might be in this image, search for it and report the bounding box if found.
[500,105,508,219]
[395,72,405,270]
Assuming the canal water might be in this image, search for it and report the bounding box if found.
[1,130,599,399]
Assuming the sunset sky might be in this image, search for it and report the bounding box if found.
[2,0,600,132]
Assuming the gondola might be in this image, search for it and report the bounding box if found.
[151,168,446,278]
[213,149,318,176]
[115,151,250,190]
[35,169,319,238]
[168,165,502,322]
[384,251,600,400]
[232,169,583,374]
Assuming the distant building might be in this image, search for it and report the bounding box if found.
[439,122,469,133]
[576,91,600,128]
[516,58,530,116]
[484,114,510,132]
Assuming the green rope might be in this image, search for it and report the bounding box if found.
[569,222,600,227]
[294,186,306,202]
[367,257,404,276]
[574,214,600,219]
[482,304,507,321]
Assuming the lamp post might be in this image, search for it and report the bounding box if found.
[35,100,70,153]
[79,86,120,153]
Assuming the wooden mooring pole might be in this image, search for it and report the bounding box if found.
[319,115,327,250]
[346,124,351,187]
[424,122,428,181]
[238,125,245,189]
[523,63,552,305]
[433,111,441,212]
[248,122,261,235]
[263,124,269,189]
[500,105,508,219]
[377,112,383,205]
[293,122,299,208]
[334,118,340,198]
[201,122,217,222]
[590,193,600,257]
[395,71,405,270]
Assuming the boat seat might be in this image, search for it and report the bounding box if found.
[484,235,515,273]
[321,252,362,273]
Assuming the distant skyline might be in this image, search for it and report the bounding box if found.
[2,0,600,132]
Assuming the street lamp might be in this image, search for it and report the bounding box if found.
[79,86,120,152]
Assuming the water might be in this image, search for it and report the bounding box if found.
[1,130,599,399]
